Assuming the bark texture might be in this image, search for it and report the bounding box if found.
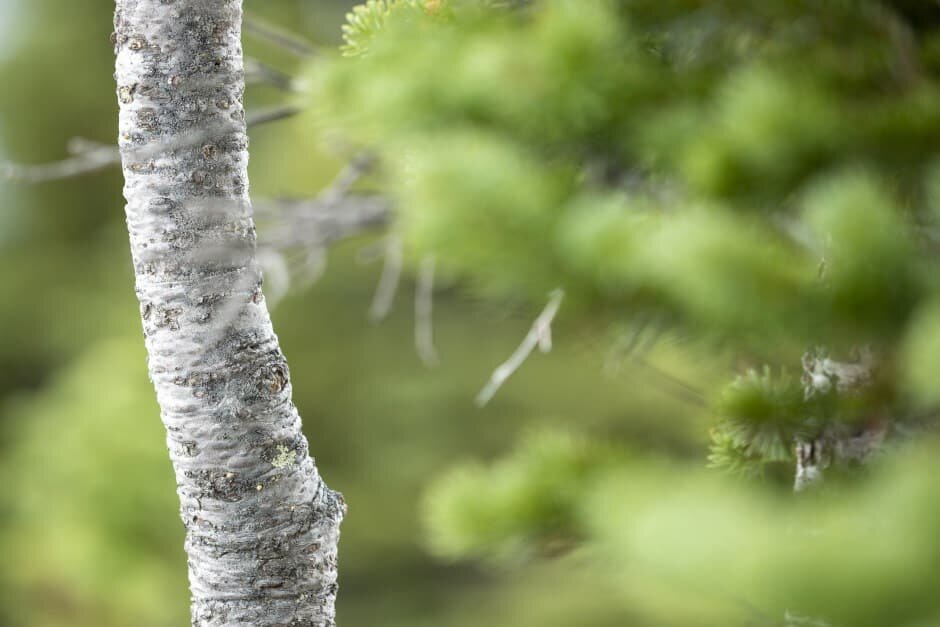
[113,2,344,625]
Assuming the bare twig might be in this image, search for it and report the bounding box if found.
[476,289,564,406]
[784,610,832,627]
[66,137,111,155]
[246,105,303,128]
[415,255,440,367]
[1,106,304,184]
[252,157,389,295]
[244,13,318,57]
[369,234,403,322]
[633,356,708,408]
[256,249,292,306]
[245,57,298,92]
[0,141,120,183]
[256,195,389,249]
[256,153,388,250]
[320,154,375,204]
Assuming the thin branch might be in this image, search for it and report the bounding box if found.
[603,322,706,408]
[369,234,403,322]
[476,289,564,407]
[256,249,292,307]
[0,141,120,183]
[66,137,111,155]
[603,318,656,375]
[784,610,832,627]
[256,154,388,250]
[246,105,303,128]
[251,156,388,297]
[1,106,304,184]
[415,255,440,367]
[245,57,299,92]
[256,194,390,250]
[633,356,708,408]
[320,154,375,204]
[356,238,389,264]
[244,13,318,57]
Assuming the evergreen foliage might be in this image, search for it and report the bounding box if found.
[311,0,940,623]
[423,429,619,563]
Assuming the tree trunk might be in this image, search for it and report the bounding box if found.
[113,2,344,625]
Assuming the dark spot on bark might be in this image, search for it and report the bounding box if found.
[202,144,218,159]
[173,370,226,402]
[322,489,347,521]
[128,161,154,173]
[155,307,183,331]
[136,107,158,131]
[122,131,147,146]
[257,537,291,560]
[150,197,177,212]
[181,441,200,457]
[188,469,252,502]
[128,36,147,51]
[141,303,152,320]
[167,227,196,251]
[118,84,137,104]
[258,362,289,395]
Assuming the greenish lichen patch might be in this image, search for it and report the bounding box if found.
[271,445,297,469]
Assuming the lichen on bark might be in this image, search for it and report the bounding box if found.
[113,1,343,624]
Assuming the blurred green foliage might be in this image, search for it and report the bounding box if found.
[3,0,940,626]
[309,0,940,625]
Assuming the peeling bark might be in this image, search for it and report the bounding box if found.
[113,1,343,625]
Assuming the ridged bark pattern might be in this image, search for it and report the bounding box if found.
[113,1,343,624]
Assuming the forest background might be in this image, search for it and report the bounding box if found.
[2,1,939,626]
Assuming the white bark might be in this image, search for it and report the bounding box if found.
[113,2,343,625]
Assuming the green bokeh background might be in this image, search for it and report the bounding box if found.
[0,2,704,624]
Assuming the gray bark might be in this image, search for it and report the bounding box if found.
[795,349,884,492]
[113,2,343,625]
